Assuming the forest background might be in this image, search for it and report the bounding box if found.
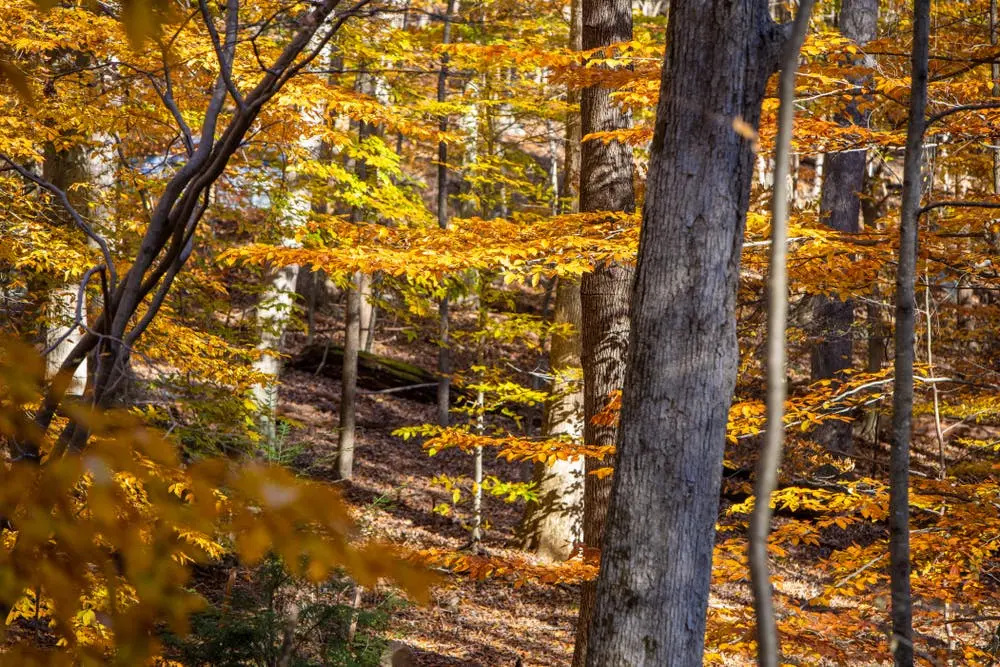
[1,0,1000,665]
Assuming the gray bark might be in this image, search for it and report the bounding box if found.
[889,0,930,663]
[749,2,814,664]
[253,130,318,446]
[585,1,786,664]
[337,111,374,480]
[809,0,878,453]
[436,0,459,427]
[572,0,635,657]
[521,0,585,564]
[338,271,362,480]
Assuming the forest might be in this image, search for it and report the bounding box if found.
[1,0,1000,664]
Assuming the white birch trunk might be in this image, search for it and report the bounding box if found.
[252,127,320,445]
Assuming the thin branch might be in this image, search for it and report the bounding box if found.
[919,199,1000,216]
[0,155,118,289]
[198,0,246,110]
[750,3,814,666]
[926,100,1000,127]
[41,264,105,357]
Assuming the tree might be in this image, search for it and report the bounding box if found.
[572,0,635,656]
[585,1,788,664]
[749,2,814,664]
[889,0,931,663]
[809,0,879,454]
[253,126,321,447]
[2,0,380,458]
[520,0,585,565]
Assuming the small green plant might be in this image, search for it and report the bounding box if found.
[162,558,406,666]
[259,420,306,467]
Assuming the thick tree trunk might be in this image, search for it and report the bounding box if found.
[809,0,878,453]
[572,0,635,658]
[889,0,930,663]
[522,280,585,561]
[585,2,786,664]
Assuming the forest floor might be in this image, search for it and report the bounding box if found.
[280,363,575,667]
[273,311,1000,666]
[277,312,577,667]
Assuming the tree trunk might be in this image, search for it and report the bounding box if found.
[749,3,814,664]
[809,0,878,454]
[252,128,319,447]
[253,263,301,446]
[436,0,459,427]
[889,0,930,663]
[585,2,786,664]
[338,271,363,480]
[337,111,373,480]
[522,280,585,561]
[521,0,585,564]
[41,142,93,398]
[572,0,635,657]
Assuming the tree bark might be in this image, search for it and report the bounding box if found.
[253,133,317,446]
[41,142,94,398]
[749,2,814,664]
[338,271,362,480]
[585,1,786,664]
[809,0,878,453]
[889,0,930,663]
[337,109,374,481]
[520,0,585,564]
[522,280,585,561]
[436,0,459,427]
[572,0,635,657]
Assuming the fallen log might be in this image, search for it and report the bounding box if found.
[291,343,443,404]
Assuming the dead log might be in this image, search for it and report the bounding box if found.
[291,343,444,404]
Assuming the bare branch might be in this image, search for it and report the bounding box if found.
[926,100,1000,127]
[41,264,105,357]
[919,198,1000,216]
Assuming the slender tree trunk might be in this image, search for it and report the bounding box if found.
[521,0,585,563]
[749,3,814,665]
[889,0,930,663]
[252,129,319,447]
[42,143,93,398]
[571,0,635,658]
[809,0,878,454]
[253,263,301,446]
[436,0,459,427]
[336,112,373,480]
[338,271,362,480]
[585,2,787,664]
[522,281,585,560]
